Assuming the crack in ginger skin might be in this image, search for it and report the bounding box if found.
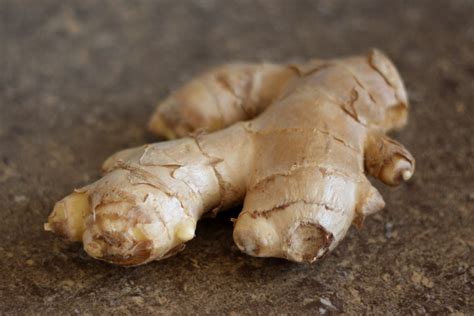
[46,49,415,266]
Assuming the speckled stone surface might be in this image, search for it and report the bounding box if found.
[0,0,473,314]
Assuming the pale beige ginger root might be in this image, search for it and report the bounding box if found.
[46,49,415,266]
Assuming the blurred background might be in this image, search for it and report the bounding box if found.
[0,0,473,314]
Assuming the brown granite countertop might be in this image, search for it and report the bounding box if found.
[0,0,472,314]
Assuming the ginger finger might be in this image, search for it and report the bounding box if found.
[364,133,415,186]
[148,63,297,138]
[47,124,254,265]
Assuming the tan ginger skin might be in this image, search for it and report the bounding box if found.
[45,50,415,266]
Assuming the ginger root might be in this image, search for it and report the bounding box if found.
[46,50,415,266]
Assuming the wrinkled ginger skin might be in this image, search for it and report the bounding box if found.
[47,49,415,266]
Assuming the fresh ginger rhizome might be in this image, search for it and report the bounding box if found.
[46,50,415,266]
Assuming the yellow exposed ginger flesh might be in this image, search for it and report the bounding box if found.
[46,50,415,266]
